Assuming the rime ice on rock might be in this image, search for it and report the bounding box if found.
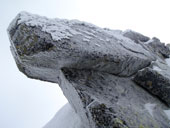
[8,12,170,128]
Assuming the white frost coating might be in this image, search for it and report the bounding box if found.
[8,12,170,127]
[106,38,110,42]
[16,11,81,41]
[44,103,81,128]
[69,19,97,29]
[122,29,132,34]
[153,66,162,72]
[77,29,97,39]
[83,30,96,37]
[144,39,154,44]
[95,43,101,47]
[83,38,90,42]
[104,29,151,57]
[84,35,92,40]
[11,12,151,59]
[99,38,105,42]
[144,103,156,117]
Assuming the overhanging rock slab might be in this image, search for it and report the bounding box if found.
[8,12,170,128]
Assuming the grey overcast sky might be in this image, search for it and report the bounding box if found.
[0,0,170,128]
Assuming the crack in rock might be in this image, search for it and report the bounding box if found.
[8,12,170,128]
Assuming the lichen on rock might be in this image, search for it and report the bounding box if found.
[8,12,170,128]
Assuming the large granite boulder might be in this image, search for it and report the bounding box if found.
[8,12,170,128]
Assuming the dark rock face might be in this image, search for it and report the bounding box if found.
[8,12,170,128]
[134,67,170,107]
[147,37,170,58]
[123,30,150,43]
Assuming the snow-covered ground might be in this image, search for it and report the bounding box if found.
[44,103,82,128]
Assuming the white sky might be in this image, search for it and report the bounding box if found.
[0,0,170,128]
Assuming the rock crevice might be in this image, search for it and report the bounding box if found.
[8,12,170,128]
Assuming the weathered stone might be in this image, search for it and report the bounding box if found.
[123,30,150,43]
[134,68,169,106]
[8,12,170,128]
[146,37,170,58]
[133,60,170,107]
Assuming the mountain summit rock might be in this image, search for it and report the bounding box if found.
[8,12,170,128]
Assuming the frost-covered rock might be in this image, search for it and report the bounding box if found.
[8,12,170,128]
[123,30,150,43]
[133,62,170,107]
[145,37,170,58]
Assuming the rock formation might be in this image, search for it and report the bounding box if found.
[8,12,170,128]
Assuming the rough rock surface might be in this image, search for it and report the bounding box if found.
[8,12,170,128]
